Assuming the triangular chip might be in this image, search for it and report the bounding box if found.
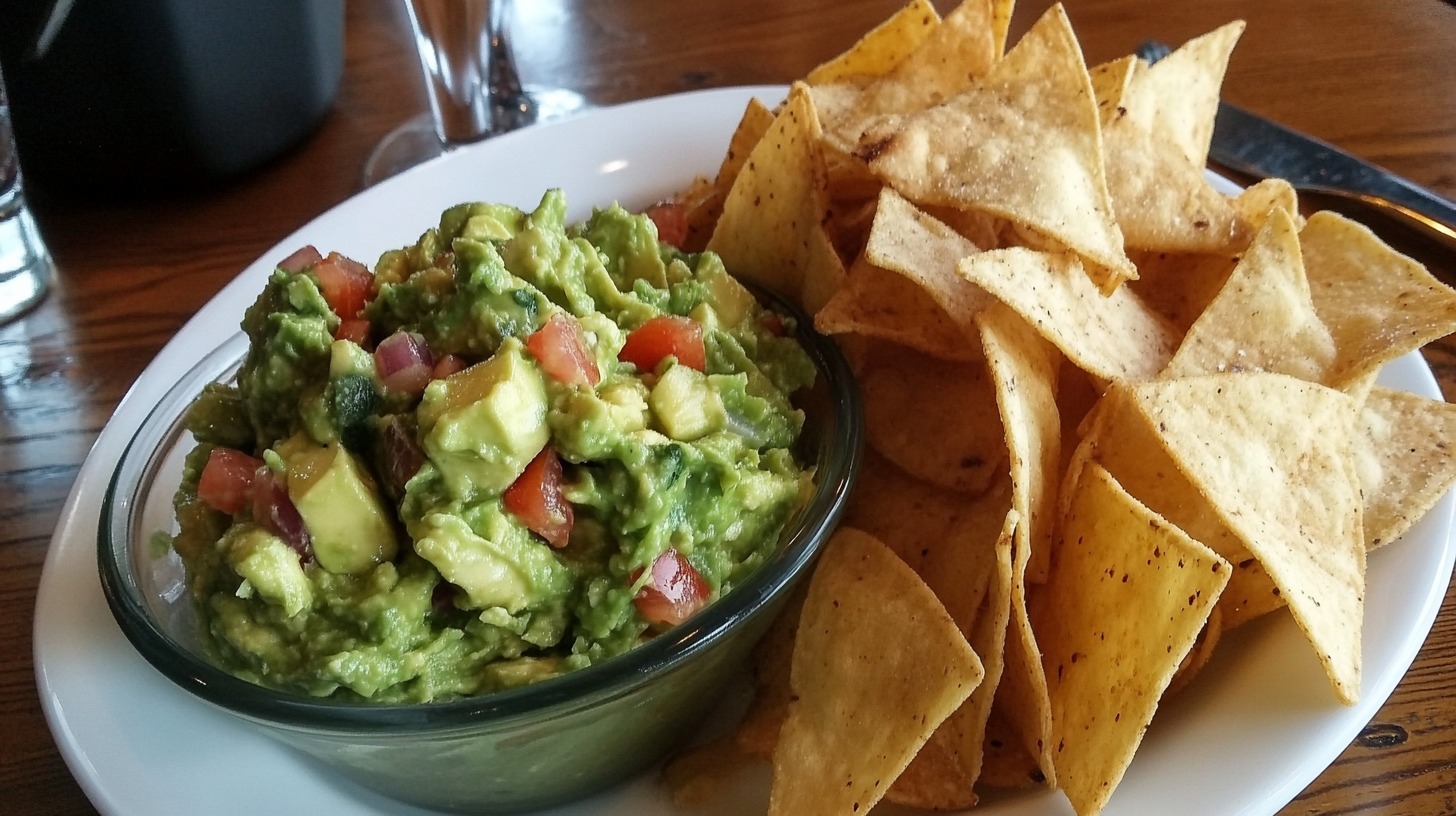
[1120,22,1244,168]
[956,247,1178,383]
[1102,123,1246,253]
[1088,54,1137,127]
[1122,373,1365,703]
[1355,386,1456,549]
[768,528,985,816]
[1301,210,1456,389]
[806,0,941,85]
[708,83,846,314]
[857,5,1135,291]
[683,97,776,251]
[863,187,994,318]
[1037,462,1229,816]
[815,255,981,362]
[1163,206,1337,381]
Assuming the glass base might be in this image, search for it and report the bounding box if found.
[0,205,53,325]
[361,86,590,188]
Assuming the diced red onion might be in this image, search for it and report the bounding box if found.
[375,331,435,395]
[252,467,313,563]
[380,416,426,498]
[277,245,323,272]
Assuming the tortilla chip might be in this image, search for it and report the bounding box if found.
[856,5,1135,291]
[1121,373,1365,704]
[1218,556,1286,630]
[859,340,1008,494]
[1088,54,1137,127]
[768,528,985,816]
[806,0,941,85]
[683,97,778,251]
[1102,124,1246,253]
[1300,210,1456,389]
[956,247,1178,383]
[977,704,1047,789]
[1356,386,1456,550]
[708,83,846,314]
[815,255,981,362]
[1127,248,1241,335]
[1166,606,1225,698]
[1231,177,1302,233]
[1162,206,1337,381]
[1120,22,1245,168]
[736,584,809,758]
[1037,462,1230,816]
[662,735,756,808]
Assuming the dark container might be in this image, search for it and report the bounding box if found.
[0,0,345,196]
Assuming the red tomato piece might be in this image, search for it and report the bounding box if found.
[526,313,601,386]
[645,201,689,249]
[197,448,264,515]
[618,315,706,373]
[632,549,711,628]
[334,317,373,347]
[501,448,574,549]
[312,252,373,319]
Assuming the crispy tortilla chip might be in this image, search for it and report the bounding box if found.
[1301,210,1456,389]
[662,735,756,808]
[708,83,846,314]
[1037,463,1230,816]
[1127,248,1241,334]
[1102,123,1246,253]
[863,187,995,315]
[815,255,981,363]
[1231,177,1302,233]
[768,528,985,816]
[736,584,809,758]
[1120,22,1244,168]
[683,97,777,251]
[1356,386,1456,550]
[1089,54,1137,127]
[1166,606,1225,698]
[806,0,941,85]
[1122,373,1365,704]
[860,340,1007,494]
[1162,207,1337,381]
[956,247,1178,383]
[1218,556,1286,630]
[856,5,1135,291]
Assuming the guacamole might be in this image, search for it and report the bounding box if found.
[170,190,817,703]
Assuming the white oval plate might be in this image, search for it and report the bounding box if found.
[34,86,1456,816]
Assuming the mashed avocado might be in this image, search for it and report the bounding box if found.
[171,190,816,703]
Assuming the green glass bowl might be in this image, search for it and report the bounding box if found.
[97,301,862,813]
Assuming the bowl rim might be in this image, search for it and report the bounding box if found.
[97,287,863,734]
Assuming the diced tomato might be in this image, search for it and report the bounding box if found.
[502,448,574,548]
[431,353,469,380]
[632,549,711,628]
[196,448,264,514]
[645,201,689,249]
[619,315,706,373]
[277,245,323,273]
[334,317,373,347]
[312,252,373,319]
[526,313,601,386]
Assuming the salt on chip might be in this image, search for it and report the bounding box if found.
[1037,462,1229,816]
[1355,386,1456,550]
[1121,373,1366,704]
[1301,210,1456,390]
[806,0,941,85]
[863,187,995,319]
[1102,124,1246,253]
[707,83,846,315]
[955,247,1178,383]
[768,527,985,816]
[1162,206,1337,382]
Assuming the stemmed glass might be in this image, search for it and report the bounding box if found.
[362,0,588,186]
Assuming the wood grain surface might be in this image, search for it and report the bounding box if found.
[3,0,1453,813]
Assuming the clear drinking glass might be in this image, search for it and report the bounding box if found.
[0,62,54,325]
[361,0,588,186]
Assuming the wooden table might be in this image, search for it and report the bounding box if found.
[4,0,1453,813]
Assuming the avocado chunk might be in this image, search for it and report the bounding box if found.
[223,525,314,616]
[418,337,550,498]
[413,512,573,613]
[276,434,399,574]
[650,364,726,441]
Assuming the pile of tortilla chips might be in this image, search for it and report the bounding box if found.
[665,1,1456,814]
